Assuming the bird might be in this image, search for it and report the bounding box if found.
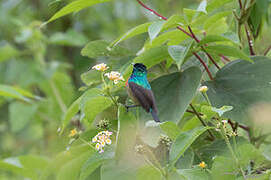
[125,63,160,122]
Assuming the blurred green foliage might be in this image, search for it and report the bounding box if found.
[1,0,271,179]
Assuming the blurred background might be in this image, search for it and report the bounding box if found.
[0,0,202,177]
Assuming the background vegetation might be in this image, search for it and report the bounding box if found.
[1,0,271,179]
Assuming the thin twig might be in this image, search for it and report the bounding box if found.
[238,0,243,9]
[264,45,271,56]
[245,23,255,55]
[193,52,214,80]
[188,26,221,70]
[190,104,215,140]
[135,0,215,80]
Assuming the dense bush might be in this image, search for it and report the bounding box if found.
[1,0,271,179]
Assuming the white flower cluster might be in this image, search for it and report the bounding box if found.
[92,130,113,153]
[92,63,108,72]
[104,71,125,84]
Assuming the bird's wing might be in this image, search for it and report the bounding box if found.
[128,82,157,113]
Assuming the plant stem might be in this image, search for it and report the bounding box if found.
[135,0,216,80]
[49,80,67,113]
[220,123,246,178]
[192,52,214,80]
[190,104,215,140]
[245,23,255,55]
[264,45,271,56]
[79,137,96,151]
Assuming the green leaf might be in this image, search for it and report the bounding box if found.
[169,126,211,166]
[80,151,113,180]
[203,56,271,124]
[160,121,181,141]
[57,152,93,180]
[163,15,186,29]
[148,21,164,42]
[81,70,102,86]
[9,102,38,132]
[0,158,35,179]
[205,45,252,62]
[19,155,49,172]
[206,0,233,12]
[177,168,210,180]
[0,84,32,101]
[211,106,233,117]
[204,11,231,30]
[110,22,151,47]
[101,161,137,180]
[198,35,237,46]
[168,40,193,69]
[211,156,237,180]
[197,0,207,14]
[137,165,163,180]
[0,44,19,63]
[49,29,88,46]
[123,46,170,78]
[62,97,81,131]
[46,0,110,23]
[144,30,190,50]
[82,95,113,124]
[81,40,131,58]
[150,67,202,123]
[115,105,137,161]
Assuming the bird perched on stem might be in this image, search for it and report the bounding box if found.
[125,63,160,122]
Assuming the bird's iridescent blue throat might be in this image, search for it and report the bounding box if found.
[128,63,151,89]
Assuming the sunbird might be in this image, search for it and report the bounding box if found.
[125,63,160,122]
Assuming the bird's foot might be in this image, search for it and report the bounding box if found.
[124,104,139,112]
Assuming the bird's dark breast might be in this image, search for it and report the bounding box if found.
[127,82,157,113]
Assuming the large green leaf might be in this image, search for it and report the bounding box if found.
[80,151,113,180]
[144,30,190,50]
[80,70,102,86]
[0,159,35,179]
[57,152,93,180]
[9,102,38,132]
[136,165,162,180]
[168,40,193,69]
[46,0,110,23]
[204,11,231,30]
[0,84,32,101]
[149,67,202,123]
[101,161,137,180]
[62,97,81,131]
[115,105,137,161]
[81,40,131,58]
[198,35,238,46]
[203,56,271,125]
[82,95,113,124]
[177,168,210,180]
[169,127,211,166]
[110,22,151,47]
[211,156,237,180]
[123,46,170,78]
[205,45,252,62]
[148,21,164,42]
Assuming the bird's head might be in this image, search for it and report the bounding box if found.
[132,63,147,76]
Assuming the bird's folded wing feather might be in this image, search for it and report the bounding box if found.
[128,82,156,113]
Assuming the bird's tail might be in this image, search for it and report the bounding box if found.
[151,109,160,122]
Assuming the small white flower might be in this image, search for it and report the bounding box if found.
[104,71,124,84]
[199,86,208,93]
[106,139,111,145]
[92,63,108,72]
